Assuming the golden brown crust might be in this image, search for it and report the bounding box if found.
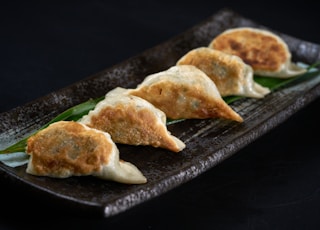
[177,47,248,96]
[86,103,184,152]
[209,27,289,72]
[130,77,243,122]
[26,121,112,177]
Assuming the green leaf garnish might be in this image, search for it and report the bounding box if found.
[223,62,320,104]
[1,62,320,155]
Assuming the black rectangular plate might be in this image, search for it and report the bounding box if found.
[1,8,320,218]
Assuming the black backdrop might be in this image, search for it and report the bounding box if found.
[1,1,320,229]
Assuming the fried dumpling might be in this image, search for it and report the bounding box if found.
[128,65,243,122]
[80,87,186,152]
[176,47,270,98]
[26,121,147,184]
[209,27,306,78]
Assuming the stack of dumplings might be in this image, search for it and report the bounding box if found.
[25,26,307,184]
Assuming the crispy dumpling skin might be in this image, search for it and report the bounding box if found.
[209,27,306,78]
[26,121,147,184]
[80,87,186,152]
[128,65,243,122]
[177,47,270,98]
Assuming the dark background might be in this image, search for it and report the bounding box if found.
[1,1,320,229]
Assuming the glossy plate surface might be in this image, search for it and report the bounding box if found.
[1,8,320,218]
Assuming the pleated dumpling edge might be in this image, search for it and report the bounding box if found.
[209,27,307,78]
[128,65,243,122]
[26,121,147,184]
[177,47,270,98]
[80,87,186,153]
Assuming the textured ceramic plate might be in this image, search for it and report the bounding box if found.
[1,8,320,218]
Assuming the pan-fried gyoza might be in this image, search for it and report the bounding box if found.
[209,27,306,78]
[80,87,185,153]
[177,47,270,98]
[128,65,243,122]
[19,26,308,184]
[26,121,147,184]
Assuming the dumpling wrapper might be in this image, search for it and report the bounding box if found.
[177,47,270,98]
[26,121,147,184]
[209,27,307,78]
[80,87,185,152]
[128,65,243,122]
